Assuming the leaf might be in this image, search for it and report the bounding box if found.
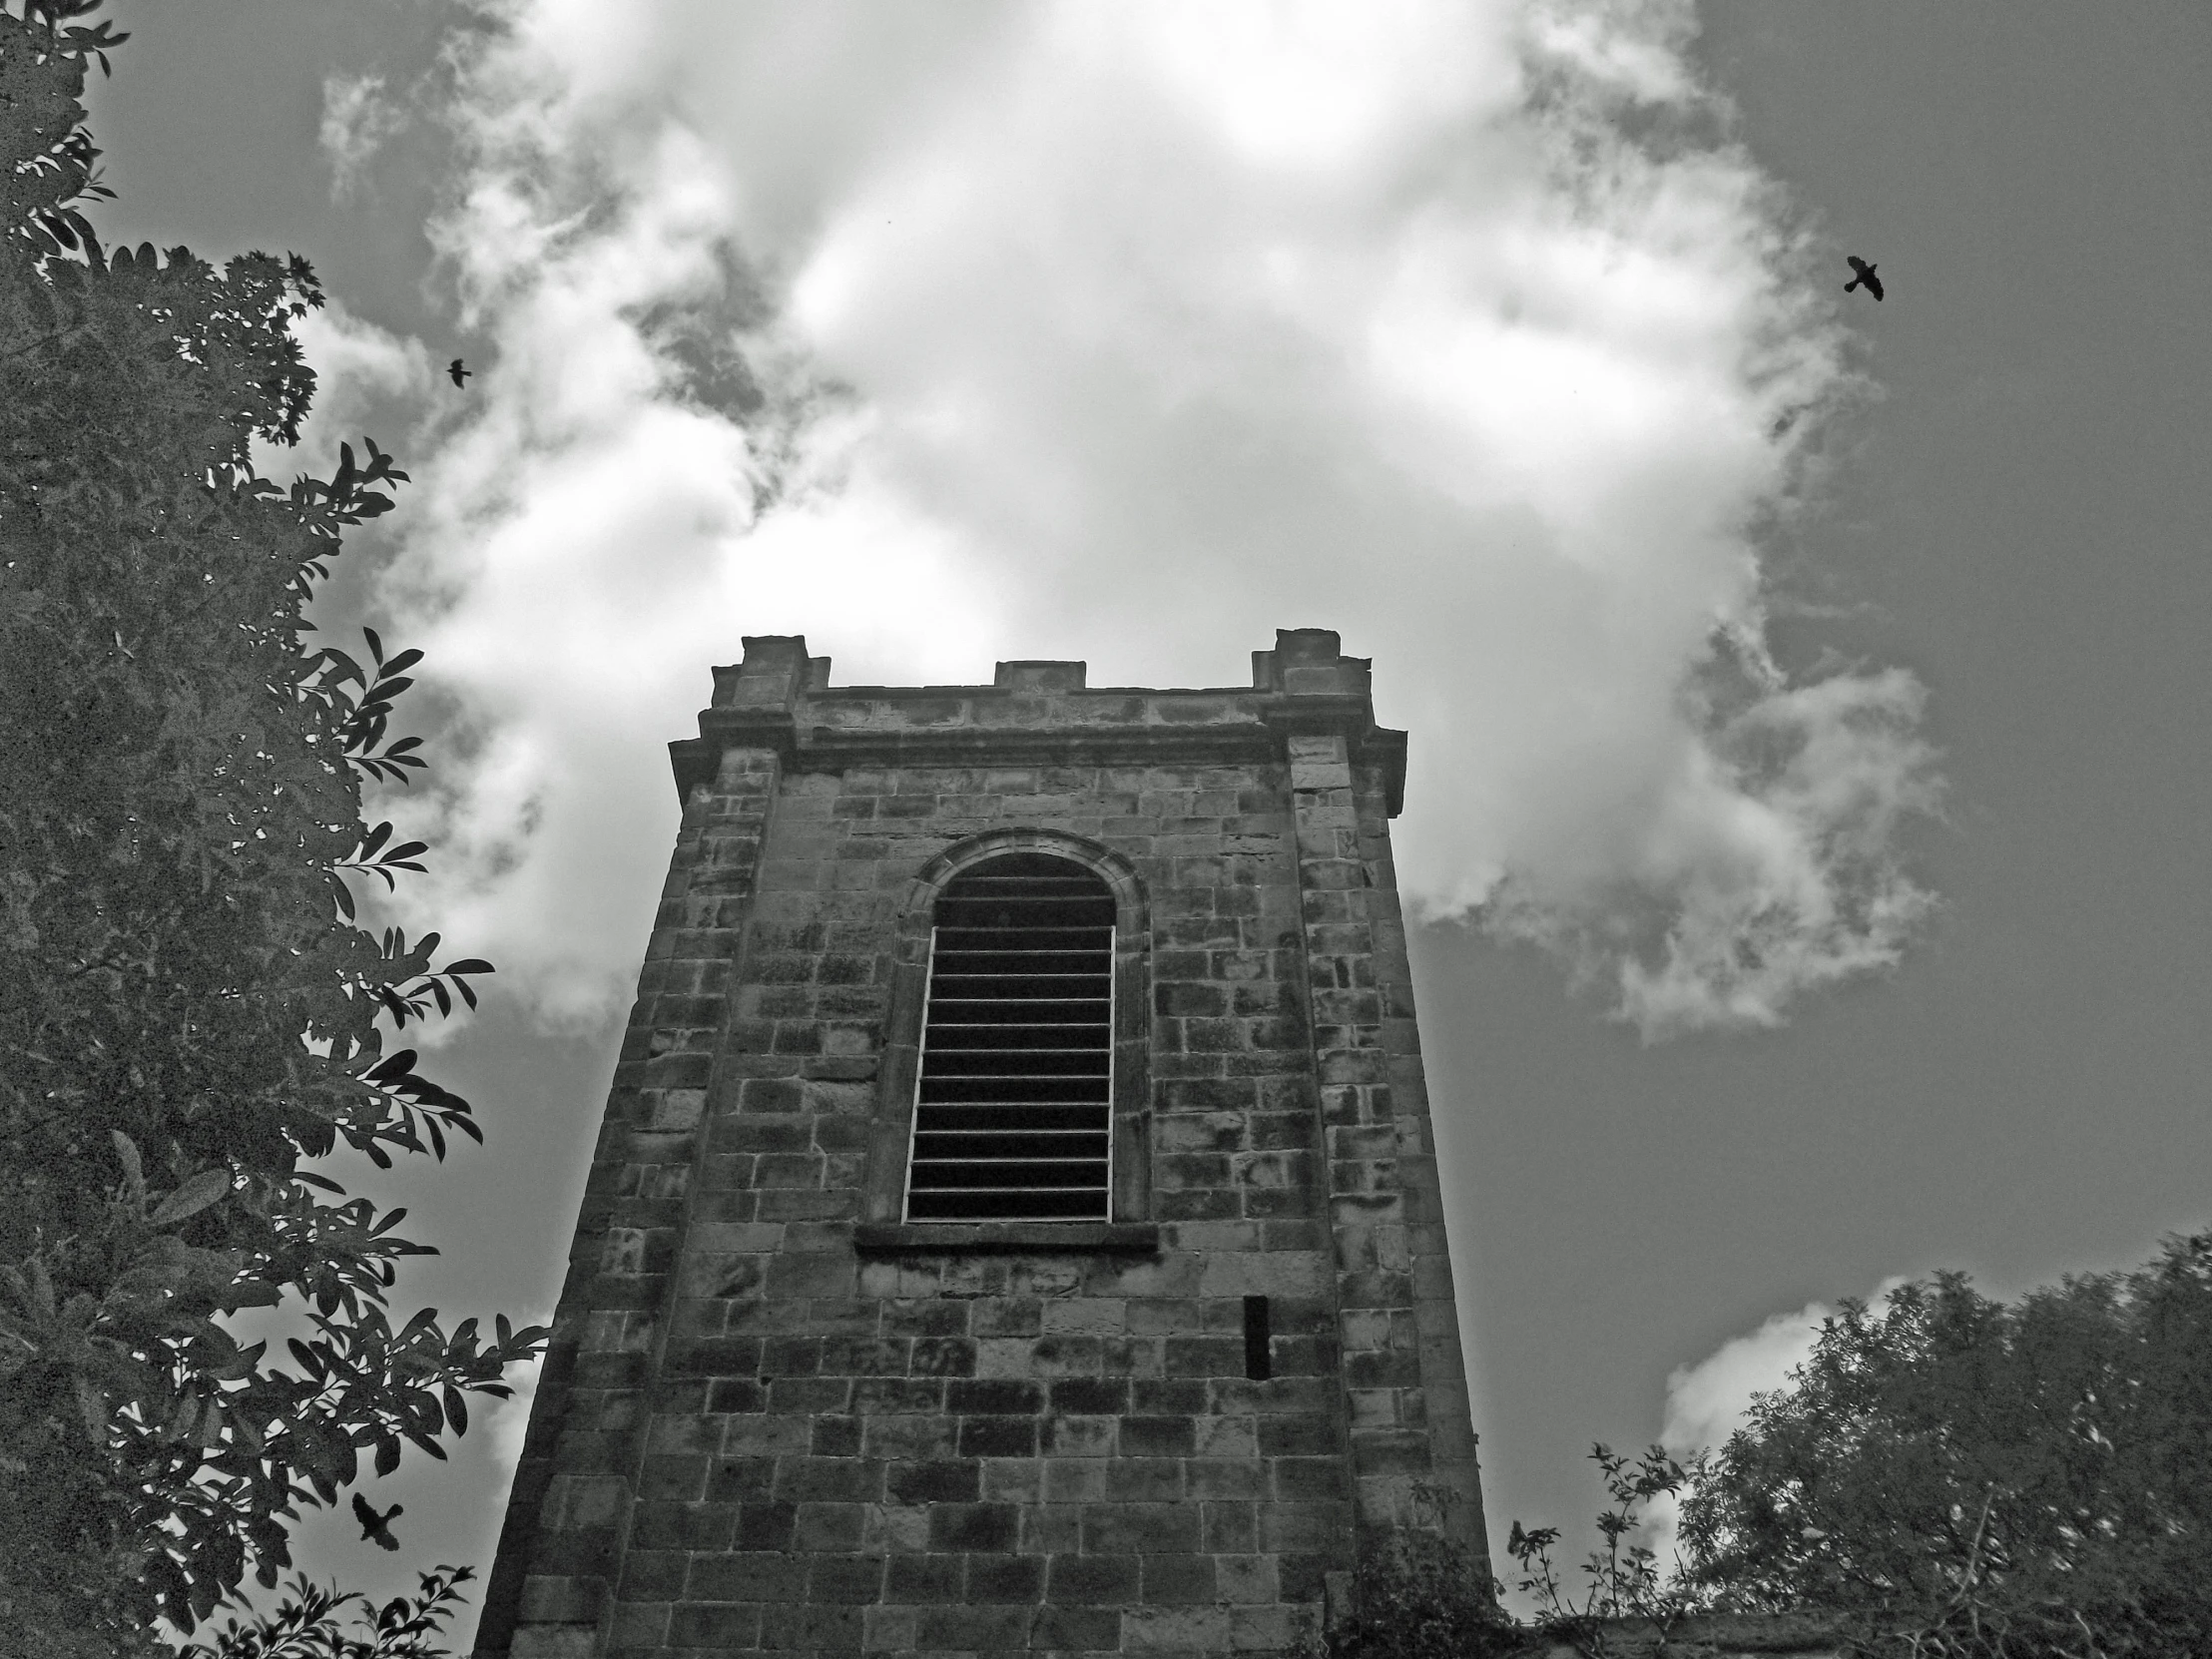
[110,1129,144,1192]
[317,647,365,689]
[150,1166,231,1227]
[166,1390,205,1441]
[74,1377,107,1441]
[365,1048,419,1083]
[442,1385,467,1434]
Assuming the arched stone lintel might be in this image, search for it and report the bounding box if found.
[864,830,1155,1226]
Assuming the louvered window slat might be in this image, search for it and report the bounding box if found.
[903,853,1116,1222]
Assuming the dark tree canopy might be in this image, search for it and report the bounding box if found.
[1678,1231,2212,1656]
[0,5,542,1644]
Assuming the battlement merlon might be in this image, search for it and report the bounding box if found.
[670,627,1408,814]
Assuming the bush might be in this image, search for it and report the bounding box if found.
[1317,1526,1529,1659]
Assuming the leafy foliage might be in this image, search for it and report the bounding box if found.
[1304,1481,1529,1659]
[1677,1231,2212,1657]
[1507,1443,1697,1647]
[178,1565,474,1659]
[1317,1526,1527,1659]
[0,4,544,1642]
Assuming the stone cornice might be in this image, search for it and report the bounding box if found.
[670,690,1407,814]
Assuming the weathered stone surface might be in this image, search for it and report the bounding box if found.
[475,631,1480,1659]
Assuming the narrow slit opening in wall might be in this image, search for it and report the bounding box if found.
[1243,1295,1272,1382]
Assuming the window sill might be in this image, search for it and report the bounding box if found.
[853,1222,1161,1257]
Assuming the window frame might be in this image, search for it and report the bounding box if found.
[864,830,1151,1229]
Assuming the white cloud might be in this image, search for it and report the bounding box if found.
[320,72,409,202]
[358,0,1938,1035]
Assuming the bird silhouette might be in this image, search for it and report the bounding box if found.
[1844,256,1884,301]
[447,357,472,388]
[352,1492,403,1552]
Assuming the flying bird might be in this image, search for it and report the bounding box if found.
[1844,256,1884,301]
[351,1492,403,1552]
[447,357,472,387]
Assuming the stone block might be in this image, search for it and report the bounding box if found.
[883,1458,979,1504]
[860,1413,956,1460]
[1046,1552,1139,1604]
[795,1500,866,1552]
[1101,1456,1185,1502]
[915,1603,1034,1652]
[1122,1604,1233,1652]
[946,1378,1043,1414]
[958,1415,1039,1457]
[1047,1377,1127,1415]
[965,1551,1046,1603]
[1117,1415,1197,1457]
[509,1627,598,1658]
[809,1553,886,1604]
[1184,1458,1266,1500]
[1030,1603,1123,1652]
[734,1499,797,1550]
[1082,1501,1199,1556]
[927,1500,1021,1552]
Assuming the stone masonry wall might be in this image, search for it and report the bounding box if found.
[475,632,1485,1659]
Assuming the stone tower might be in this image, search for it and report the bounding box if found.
[475,630,1485,1659]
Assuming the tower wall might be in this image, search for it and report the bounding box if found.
[476,631,1484,1659]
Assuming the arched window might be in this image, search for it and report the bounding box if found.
[902,851,1117,1222]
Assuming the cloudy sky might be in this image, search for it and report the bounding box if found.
[77,0,2212,1638]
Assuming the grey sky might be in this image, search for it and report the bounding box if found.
[75,1,2212,1641]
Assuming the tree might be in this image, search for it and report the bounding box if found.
[177,1565,476,1659]
[1677,1230,2212,1657]
[0,3,545,1644]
